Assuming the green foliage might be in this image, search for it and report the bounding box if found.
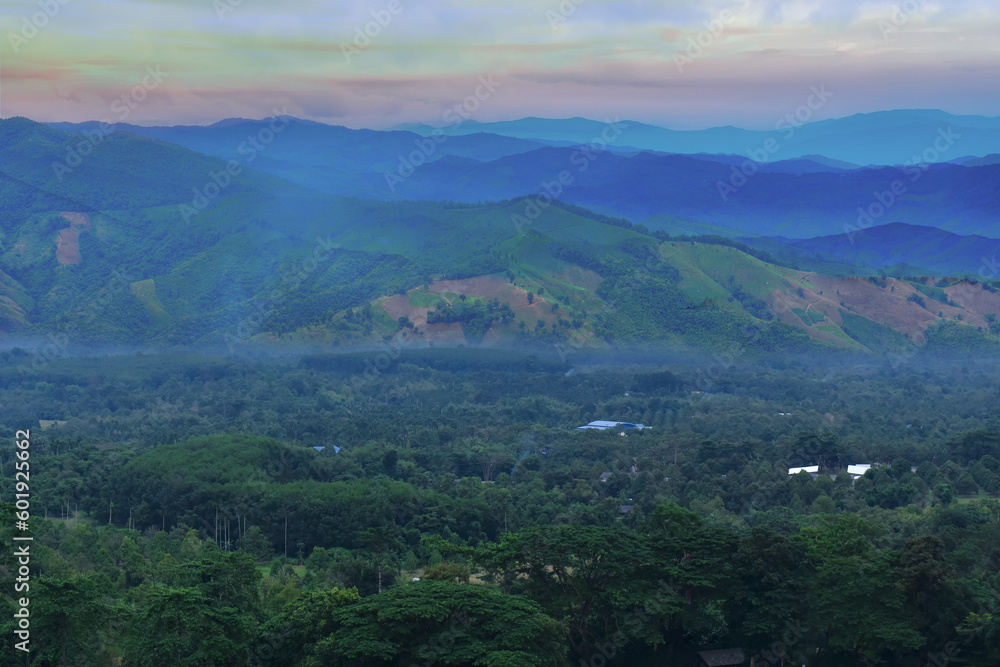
[421,561,471,583]
[923,320,1000,355]
[809,549,924,661]
[240,525,275,561]
[839,309,910,352]
[479,521,680,656]
[911,281,955,306]
[310,581,566,667]
[256,588,362,667]
[124,586,256,666]
[12,115,1000,667]
[6,355,1000,664]
[29,574,119,666]
[426,299,515,344]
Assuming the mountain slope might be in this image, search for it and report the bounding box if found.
[46,118,549,197]
[386,147,1000,238]
[45,115,1000,239]
[754,223,1000,277]
[5,116,1000,358]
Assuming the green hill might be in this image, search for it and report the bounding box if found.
[4,117,1000,357]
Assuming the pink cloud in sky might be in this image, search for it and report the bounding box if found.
[1,0,998,128]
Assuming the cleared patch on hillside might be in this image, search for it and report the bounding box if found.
[55,212,92,265]
[658,241,862,349]
[428,274,510,298]
[55,228,83,264]
[130,279,171,327]
[652,241,997,351]
[381,294,467,346]
[426,274,544,310]
[376,272,587,347]
[945,281,1000,327]
[60,212,92,231]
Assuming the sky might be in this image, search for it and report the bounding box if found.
[0,0,997,130]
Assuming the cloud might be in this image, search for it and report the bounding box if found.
[1,0,998,127]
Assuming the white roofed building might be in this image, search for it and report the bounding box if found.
[576,420,648,431]
[847,464,871,479]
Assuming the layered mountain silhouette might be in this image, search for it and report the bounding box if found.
[745,223,1000,278]
[398,109,1000,166]
[2,113,999,356]
[47,111,1000,238]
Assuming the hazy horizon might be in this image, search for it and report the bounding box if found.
[5,107,998,134]
[2,0,999,130]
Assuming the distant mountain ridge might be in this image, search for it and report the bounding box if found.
[399,109,1000,166]
[4,115,1000,357]
[44,112,1000,240]
[748,223,1000,278]
[51,108,1000,168]
[385,146,1000,238]
[45,117,555,200]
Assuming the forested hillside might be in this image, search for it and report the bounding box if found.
[6,117,1000,359]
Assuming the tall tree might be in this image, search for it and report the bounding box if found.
[124,586,255,667]
[313,580,565,667]
[728,526,812,663]
[355,524,405,594]
[478,524,659,658]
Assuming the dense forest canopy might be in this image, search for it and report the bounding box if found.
[2,349,1000,665]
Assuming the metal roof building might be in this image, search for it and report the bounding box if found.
[846,464,871,478]
[575,420,648,431]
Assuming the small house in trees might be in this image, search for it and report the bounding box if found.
[846,463,871,479]
[788,465,819,479]
[790,463,873,484]
[575,420,648,431]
